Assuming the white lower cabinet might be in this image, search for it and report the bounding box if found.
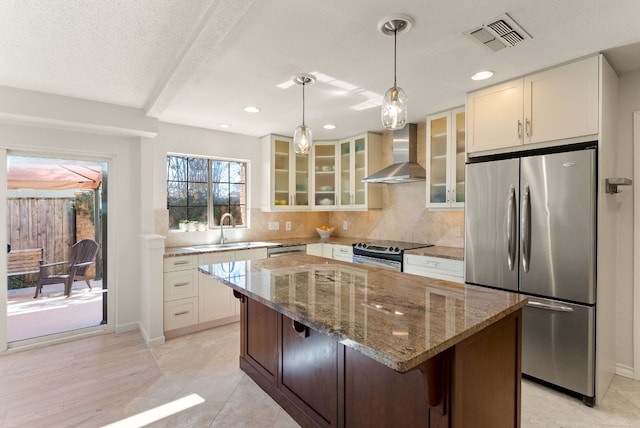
[403,254,464,283]
[306,243,324,257]
[332,245,353,263]
[164,297,199,331]
[163,248,268,336]
[309,243,353,263]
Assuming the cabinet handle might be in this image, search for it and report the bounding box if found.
[292,319,310,338]
[174,282,190,287]
[517,120,523,139]
[525,119,531,137]
[174,311,189,316]
[174,260,189,265]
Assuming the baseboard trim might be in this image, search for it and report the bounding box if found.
[615,363,634,379]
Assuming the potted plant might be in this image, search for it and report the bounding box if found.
[178,219,189,231]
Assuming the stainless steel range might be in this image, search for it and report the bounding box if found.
[352,240,433,272]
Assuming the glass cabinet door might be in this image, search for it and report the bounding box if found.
[453,110,466,205]
[428,115,448,204]
[294,153,309,207]
[313,143,337,207]
[340,141,351,206]
[353,137,366,205]
[273,138,291,207]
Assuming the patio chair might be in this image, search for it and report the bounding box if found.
[34,239,99,298]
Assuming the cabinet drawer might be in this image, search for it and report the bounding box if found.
[163,255,197,272]
[164,270,198,301]
[164,297,199,331]
[404,254,464,283]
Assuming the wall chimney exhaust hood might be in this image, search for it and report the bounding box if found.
[362,123,426,183]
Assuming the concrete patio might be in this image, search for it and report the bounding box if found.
[7,280,105,342]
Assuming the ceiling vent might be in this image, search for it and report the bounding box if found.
[465,13,532,52]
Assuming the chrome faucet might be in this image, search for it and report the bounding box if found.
[219,213,235,244]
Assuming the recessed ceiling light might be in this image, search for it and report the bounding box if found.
[323,124,336,130]
[244,106,261,113]
[219,124,231,128]
[471,70,494,81]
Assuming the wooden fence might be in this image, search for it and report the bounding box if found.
[7,197,75,280]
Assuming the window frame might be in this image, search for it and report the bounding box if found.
[167,153,249,231]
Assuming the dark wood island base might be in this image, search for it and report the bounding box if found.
[236,292,522,428]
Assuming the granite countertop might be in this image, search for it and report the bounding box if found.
[164,236,363,257]
[199,254,526,373]
[404,246,464,261]
[164,236,460,259]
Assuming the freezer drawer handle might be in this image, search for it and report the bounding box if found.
[506,185,517,271]
[521,184,531,273]
[527,300,574,313]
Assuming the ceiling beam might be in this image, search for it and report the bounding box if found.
[145,0,257,118]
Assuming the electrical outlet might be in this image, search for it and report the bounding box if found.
[268,221,279,231]
[343,220,348,230]
[454,226,461,237]
[285,221,291,231]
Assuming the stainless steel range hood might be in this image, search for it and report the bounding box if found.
[361,123,426,183]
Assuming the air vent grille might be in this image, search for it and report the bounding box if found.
[465,13,531,53]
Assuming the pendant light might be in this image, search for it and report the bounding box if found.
[293,74,316,155]
[379,15,413,130]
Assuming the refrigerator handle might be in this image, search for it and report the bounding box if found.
[526,300,574,313]
[521,184,531,273]
[507,185,517,271]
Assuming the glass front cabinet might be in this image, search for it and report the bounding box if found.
[262,135,311,211]
[262,133,383,212]
[426,107,465,209]
[311,141,338,210]
[337,132,383,210]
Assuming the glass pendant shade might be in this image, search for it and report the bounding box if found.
[381,85,408,130]
[293,74,315,155]
[293,124,312,155]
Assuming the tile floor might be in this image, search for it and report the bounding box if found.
[0,322,639,427]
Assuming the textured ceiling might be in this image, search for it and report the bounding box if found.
[1,0,640,140]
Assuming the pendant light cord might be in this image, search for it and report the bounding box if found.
[302,80,306,126]
[393,28,397,88]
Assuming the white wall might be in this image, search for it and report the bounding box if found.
[614,69,640,372]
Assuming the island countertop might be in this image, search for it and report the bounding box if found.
[199,253,526,373]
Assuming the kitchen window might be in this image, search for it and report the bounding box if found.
[167,155,247,230]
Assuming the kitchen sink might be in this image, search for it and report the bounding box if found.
[185,242,281,251]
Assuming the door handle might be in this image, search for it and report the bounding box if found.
[506,185,517,271]
[525,119,532,138]
[527,300,574,313]
[521,184,531,273]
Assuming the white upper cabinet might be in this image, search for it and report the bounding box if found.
[263,133,383,212]
[261,135,311,211]
[337,132,383,210]
[311,141,339,210]
[426,107,465,209]
[467,55,599,154]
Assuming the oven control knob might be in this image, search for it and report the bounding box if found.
[394,247,400,252]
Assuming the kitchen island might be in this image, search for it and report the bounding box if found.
[199,254,527,428]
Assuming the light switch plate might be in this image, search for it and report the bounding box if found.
[268,221,279,231]
[285,221,291,231]
[454,227,461,237]
[343,221,348,230]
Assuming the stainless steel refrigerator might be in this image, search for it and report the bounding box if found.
[465,144,596,406]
